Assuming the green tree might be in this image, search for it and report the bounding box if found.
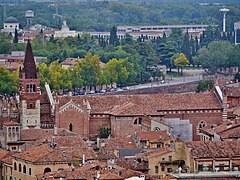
[0,32,11,54]
[102,58,119,86]
[196,80,214,93]
[174,53,190,75]
[98,127,111,138]
[109,26,119,46]
[38,62,72,93]
[80,52,102,89]
[72,62,83,91]
[0,67,18,95]
[193,41,238,73]
[13,28,18,44]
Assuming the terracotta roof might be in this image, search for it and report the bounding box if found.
[98,137,137,160]
[0,148,10,160]
[39,160,148,180]
[186,141,240,158]
[3,121,20,126]
[218,124,240,139]
[20,128,76,141]
[0,63,22,71]
[40,169,96,180]
[1,156,13,165]
[201,121,240,138]
[224,87,240,97]
[59,92,222,116]
[115,158,148,171]
[136,149,172,160]
[137,131,173,143]
[99,172,123,180]
[13,136,96,163]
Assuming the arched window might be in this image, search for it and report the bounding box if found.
[44,167,51,173]
[29,168,31,175]
[154,127,161,131]
[134,117,142,125]
[23,165,26,174]
[19,164,22,172]
[14,162,17,170]
[69,123,73,132]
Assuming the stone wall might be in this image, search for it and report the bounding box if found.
[119,82,199,95]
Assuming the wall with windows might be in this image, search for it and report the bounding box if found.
[10,159,69,180]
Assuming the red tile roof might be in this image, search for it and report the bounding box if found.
[39,161,148,180]
[99,172,123,180]
[201,121,240,138]
[224,87,240,97]
[59,92,222,116]
[186,140,240,158]
[136,149,172,160]
[137,131,173,143]
[0,148,10,160]
[20,128,76,141]
[13,136,96,163]
[218,124,240,139]
[3,121,20,126]
[98,137,137,160]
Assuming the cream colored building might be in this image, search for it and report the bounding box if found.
[54,20,78,38]
[2,16,20,34]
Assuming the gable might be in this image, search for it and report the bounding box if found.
[59,100,84,114]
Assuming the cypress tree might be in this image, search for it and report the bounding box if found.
[109,26,119,46]
[13,28,18,44]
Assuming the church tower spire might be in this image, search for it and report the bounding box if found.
[22,40,37,79]
[19,40,41,129]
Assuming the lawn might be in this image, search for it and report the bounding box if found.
[167,71,183,77]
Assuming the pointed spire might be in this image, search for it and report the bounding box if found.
[23,40,37,79]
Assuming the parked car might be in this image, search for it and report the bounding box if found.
[122,86,130,90]
[160,80,166,84]
[100,89,106,93]
[116,88,123,92]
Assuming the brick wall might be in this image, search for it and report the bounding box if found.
[111,116,142,137]
[89,115,110,136]
[57,108,90,137]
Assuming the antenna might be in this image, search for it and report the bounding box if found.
[55,0,59,16]
[219,7,229,32]
[3,4,6,22]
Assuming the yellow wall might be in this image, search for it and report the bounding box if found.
[2,163,12,180]
[4,159,69,180]
[148,142,186,178]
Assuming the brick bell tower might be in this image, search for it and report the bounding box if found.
[19,40,41,129]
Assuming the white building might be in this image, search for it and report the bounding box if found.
[2,16,20,33]
[54,20,78,38]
